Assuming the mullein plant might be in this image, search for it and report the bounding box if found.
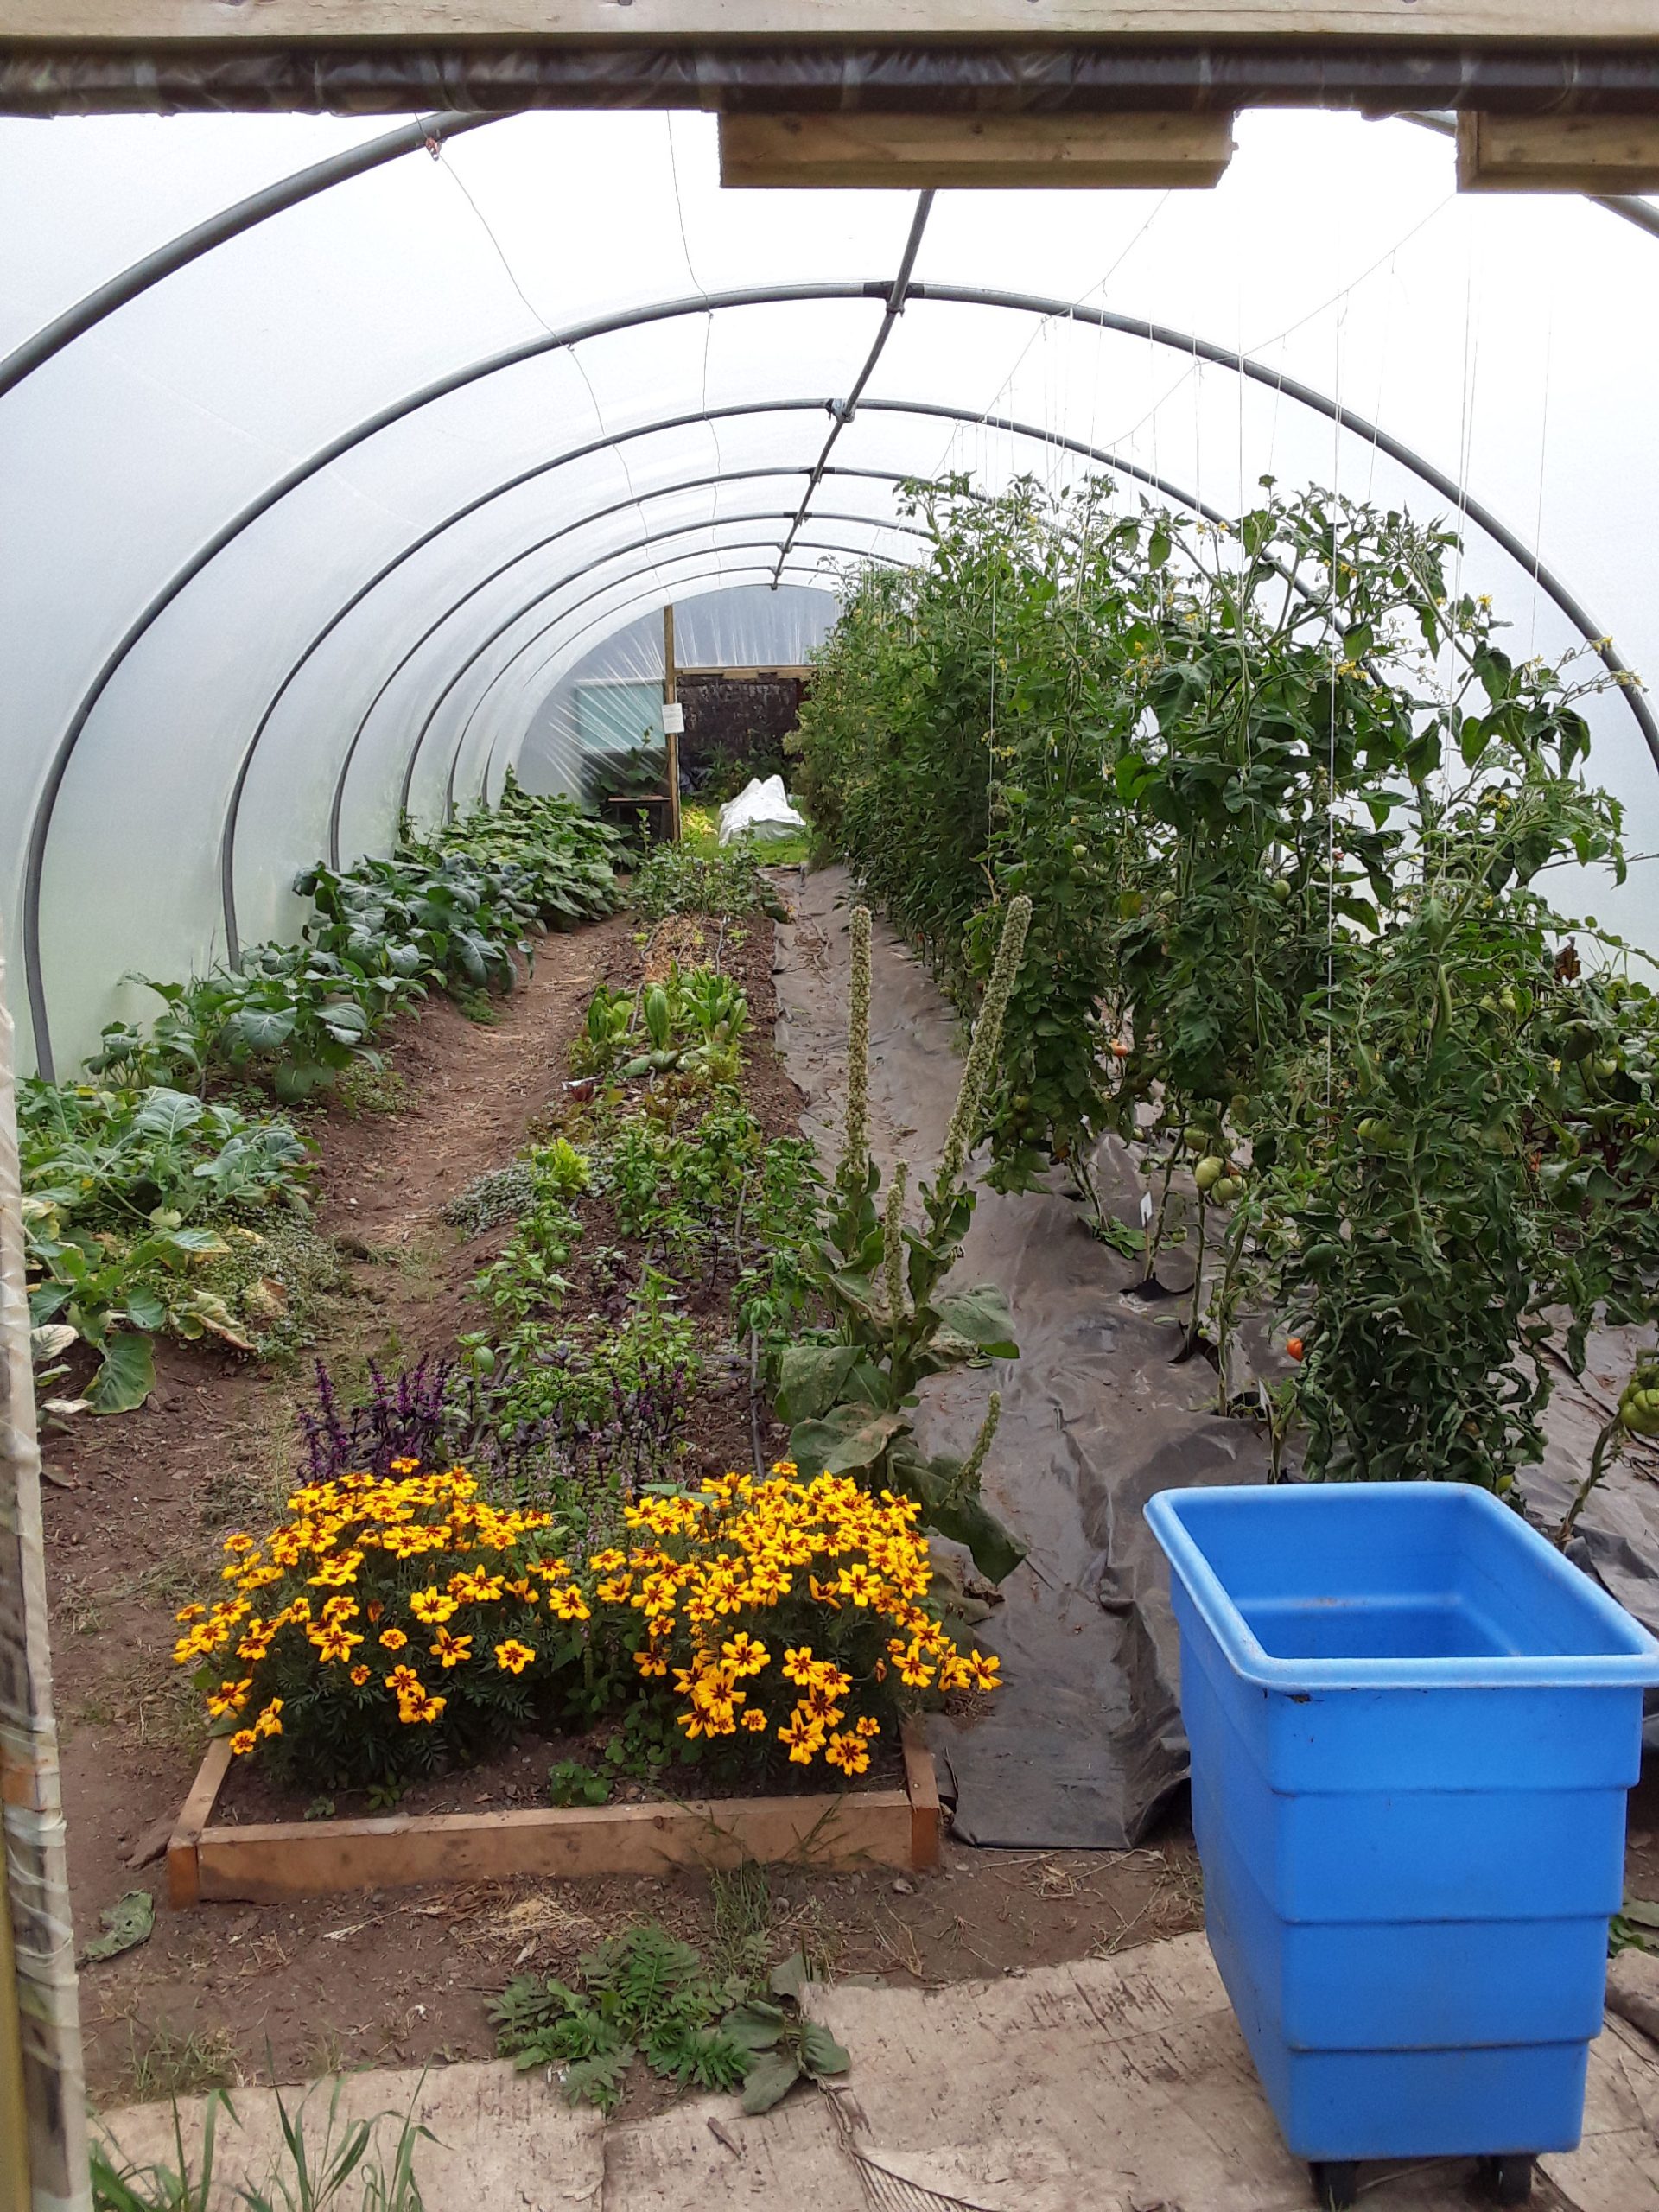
[775,897,1032,1582]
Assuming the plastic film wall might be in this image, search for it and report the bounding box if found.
[517,582,840,800]
[2,105,1656,1077]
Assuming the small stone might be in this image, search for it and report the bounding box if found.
[890,1878,914,1896]
[1002,1965,1026,1979]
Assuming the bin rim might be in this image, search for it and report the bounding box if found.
[1145,1481,1659,1692]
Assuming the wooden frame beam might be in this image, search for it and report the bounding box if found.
[1459,109,1659,190]
[0,3,1654,43]
[721,111,1234,188]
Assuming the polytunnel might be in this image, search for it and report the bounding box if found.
[11,73,1659,2212]
[3,104,1659,1073]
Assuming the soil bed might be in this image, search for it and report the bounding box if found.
[212,1721,908,1825]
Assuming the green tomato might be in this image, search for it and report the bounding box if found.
[1593,1058,1620,1082]
[1193,1156,1226,1193]
[1213,1176,1242,1204]
[1269,877,1293,904]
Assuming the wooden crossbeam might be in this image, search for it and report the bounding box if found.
[721,110,1235,188]
[1459,110,1659,192]
[0,2,1653,41]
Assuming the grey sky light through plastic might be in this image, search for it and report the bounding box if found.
[2,106,1656,1073]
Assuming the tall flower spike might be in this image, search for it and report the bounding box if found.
[883,1161,909,1327]
[842,905,873,1185]
[938,896,1033,1189]
[958,1390,1001,1498]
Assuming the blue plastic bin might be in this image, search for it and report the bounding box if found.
[1145,1482,1659,2168]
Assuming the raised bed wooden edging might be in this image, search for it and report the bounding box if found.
[167,1725,941,1906]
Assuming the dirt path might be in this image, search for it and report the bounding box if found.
[773,865,1265,1851]
[49,920,632,2095]
[45,899,1204,2110]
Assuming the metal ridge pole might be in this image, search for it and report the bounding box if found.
[772,189,933,589]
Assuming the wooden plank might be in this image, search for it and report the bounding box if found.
[721,109,1233,189]
[194,1789,916,1903]
[165,1735,231,1910]
[0,3,1648,48]
[0,1875,28,2212]
[1459,109,1659,192]
[678,667,814,681]
[899,1722,941,1871]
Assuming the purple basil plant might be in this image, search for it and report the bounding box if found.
[296,1351,691,1510]
[298,1356,454,1481]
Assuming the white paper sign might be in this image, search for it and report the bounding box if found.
[661,702,685,734]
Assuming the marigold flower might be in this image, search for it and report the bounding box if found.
[494,1639,535,1675]
[824,1731,870,1777]
[778,1713,825,1764]
[229,1729,258,1756]
[378,1627,409,1652]
[431,1629,474,1669]
[349,1665,371,1688]
[207,1678,252,1719]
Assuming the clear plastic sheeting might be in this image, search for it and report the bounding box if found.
[1,105,1656,1075]
[518,582,838,799]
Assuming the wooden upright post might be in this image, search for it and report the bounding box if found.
[1,1890,28,2212]
[662,604,682,845]
[0,934,89,2212]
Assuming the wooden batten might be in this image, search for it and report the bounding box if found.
[720,111,1235,191]
[0,3,1648,42]
[1458,110,1659,194]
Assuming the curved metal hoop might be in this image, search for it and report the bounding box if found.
[395,509,927,822]
[26,277,1653,1070]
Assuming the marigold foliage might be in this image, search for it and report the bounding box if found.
[178,1460,998,1789]
[175,1459,579,1789]
[599,1463,998,1772]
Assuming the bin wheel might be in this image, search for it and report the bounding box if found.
[1477,2154,1534,2206]
[1310,2163,1357,2210]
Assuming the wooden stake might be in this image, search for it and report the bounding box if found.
[663,603,682,844]
[0,935,89,2212]
[0,1884,29,2212]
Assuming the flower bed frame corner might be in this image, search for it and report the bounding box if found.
[167,1723,940,1908]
